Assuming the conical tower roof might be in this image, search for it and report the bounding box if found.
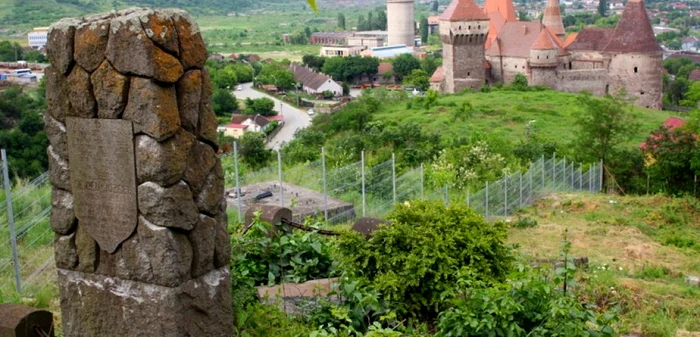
[542,0,565,37]
[441,0,489,21]
[603,0,661,53]
[532,28,557,50]
[483,0,517,22]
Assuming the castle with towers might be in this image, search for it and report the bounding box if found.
[435,0,663,109]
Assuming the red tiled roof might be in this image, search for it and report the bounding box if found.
[483,0,517,22]
[565,28,614,52]
[532,28,558,50]
[562,32,578,48]
[690,69,700,81]
[485,11,506,50]
[227,123,248,129]
[441,0,489,21]
[378,62,393,75]
[267,115,285,121]
[230,115,248,124]
[430,66,444,83]
[602,0,662,53]
[486,22,544,58]
[542,0,565,37]
[428,16,441,25]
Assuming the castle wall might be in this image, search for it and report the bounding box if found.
[569,51,608,70]
[554,69,609,96]
[530,67,558,87]
[486,56,529,84]
[607,52,663,109]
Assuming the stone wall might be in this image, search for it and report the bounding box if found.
[607,52,663,109]
[45,8,232,337]
[554,69,609,96]
[486,56,529,84]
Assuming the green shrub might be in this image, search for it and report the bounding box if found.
[634,265,673,280]
[512,217,538,228]
[335,200,514,319]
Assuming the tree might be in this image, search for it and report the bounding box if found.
[403,69,430,91]
[669,78,690,105]
[357,15,367,31]
[420,56,440,78]
[677,63,699,80]
[518,10,531,21]
[22,50,45,63]
[431,0,439,12]
[337,13,346,30]
[239,132,272,170]
[212,89,238,116]
[644,126,697,195]
[0,41,23,62]
[682,80,700,107]
[367,12,374,32]
[375,10,387,31]
[304,26,312,38]
[419,16,429,43]
[243,97,277,116]
[598,0,607,16]
[302,55,326,71]
[512,73,529,88]
[391,53,421,82]
[342,82,350,96]
[210,68,238,89]
[574,90,640,178]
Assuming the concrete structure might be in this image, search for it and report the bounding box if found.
[439,0,490,92]
[27,28,48,49]
[290,63,343,96]
[320,45,366,57]
[387,0,416,47]
[436,0,663,109]
[310,32,354,45]
[361,44,414,58]
[542,0,565,39]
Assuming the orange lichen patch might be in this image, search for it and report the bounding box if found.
[153,47,185,83]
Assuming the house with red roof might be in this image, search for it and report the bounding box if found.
[224,114,272,138]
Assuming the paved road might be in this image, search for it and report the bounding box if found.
[234,83,312,150]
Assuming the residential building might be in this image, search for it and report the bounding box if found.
[28,28,48,49]
[682,36,699,52]
[290,63,343,96]
[225,114,271,138]
[320,45,367,57]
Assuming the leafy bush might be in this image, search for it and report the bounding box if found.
[335,200,514,319]
[436,266,618,337]
[512,216,538,228]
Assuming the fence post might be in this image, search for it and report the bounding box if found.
[552,153,556,188]
[322,147,328,221]
[579,163,582,191]
[599,159,604,192]
[589,164,593,193]
[504,177,508,216]
[361,150,366,217]
[420,163,424,200]
[277,150,283,206]
[563,158,566,190]
[392,153,396,204]
[233,142,242,223]
[2,149,21,293]
[541,155,545,192]
[519,172,523,208]
[485,181,489,218]
[528,163,533,204]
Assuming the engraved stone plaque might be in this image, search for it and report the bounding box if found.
[66,118,137,253]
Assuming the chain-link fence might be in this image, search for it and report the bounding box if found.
[226,148,602,225]
[0,150,55,297]
[1,146,601,297]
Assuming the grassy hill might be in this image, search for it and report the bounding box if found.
[511,193,700,336]
[376,89,675,149]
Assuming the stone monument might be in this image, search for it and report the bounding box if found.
[45,8,232,336]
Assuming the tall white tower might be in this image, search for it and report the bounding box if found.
[387,0,415,47]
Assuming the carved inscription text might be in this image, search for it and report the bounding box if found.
[67,118,137,254]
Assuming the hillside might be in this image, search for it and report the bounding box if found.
[511,193,700,336]
[0,0,306,37]
[377,89,674,148]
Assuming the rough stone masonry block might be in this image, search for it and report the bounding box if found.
[57,267,232,337]
[46,8,231,337]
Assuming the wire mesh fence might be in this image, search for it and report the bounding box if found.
[1,146,602,297]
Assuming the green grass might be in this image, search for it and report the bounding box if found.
[377,89,675,148]
[511,193,700,336]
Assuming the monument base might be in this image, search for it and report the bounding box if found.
[57,267,232,337]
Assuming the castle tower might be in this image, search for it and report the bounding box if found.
[440,0,490,93]
[602,0,663,109]
[530,28,563,87]
[387,0,415,47]
[542,0,565,39]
